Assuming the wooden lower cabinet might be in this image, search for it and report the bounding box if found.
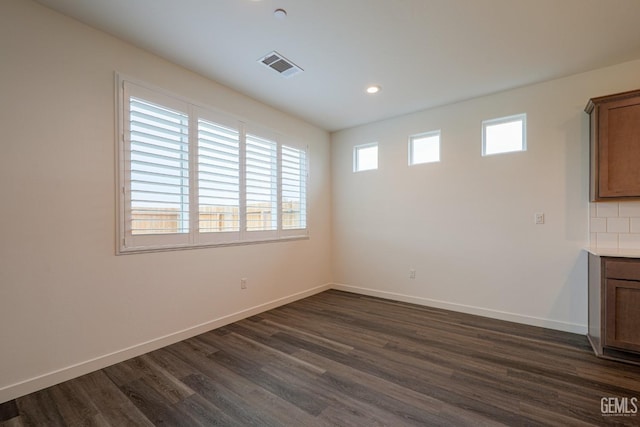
[588,253,640,364]
[605,279,640,353]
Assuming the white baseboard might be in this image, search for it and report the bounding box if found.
[0,283,331,404]
[330,283,588,335]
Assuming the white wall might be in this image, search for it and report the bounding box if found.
[331,59,640,334]
[0,0,331,402]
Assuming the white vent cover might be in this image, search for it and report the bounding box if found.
[258,51,303,78]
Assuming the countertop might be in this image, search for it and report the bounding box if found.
[585,247,640,258]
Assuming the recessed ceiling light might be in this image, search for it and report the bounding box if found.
[366,85,381,94]
[274,8,287,19]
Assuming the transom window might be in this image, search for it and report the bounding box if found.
[118,77,308,253]
[353,143,378,172]
[409,130,440,165]
[482,113,527,156]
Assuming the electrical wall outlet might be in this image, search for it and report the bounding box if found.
[240,278,247,289]
[535,212,545,225]
[409,269,416,279]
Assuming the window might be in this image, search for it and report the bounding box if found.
[245,133,277,232]
[354,143,378,172]
[128,96,190,237]
[281,145,307,230]
[409,131,440,165]
[482,113,526,156]
[197,117,240,235]
[118,78,308,253]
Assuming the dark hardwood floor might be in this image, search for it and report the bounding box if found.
[2,290,640,426]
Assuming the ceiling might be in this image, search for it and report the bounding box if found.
[36,0,640,132]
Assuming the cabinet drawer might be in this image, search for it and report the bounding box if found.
[605,260,640,280]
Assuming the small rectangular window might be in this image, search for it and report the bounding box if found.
[354,143,378,172]
[482,113,526,156]
[409,131,440,165]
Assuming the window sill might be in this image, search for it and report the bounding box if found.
[117,234,309,255]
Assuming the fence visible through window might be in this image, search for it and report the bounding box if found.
[131,201,301,234]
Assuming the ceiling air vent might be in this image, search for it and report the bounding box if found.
[258,51,303,78]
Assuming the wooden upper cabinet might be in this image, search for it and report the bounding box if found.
[586,89,640,201]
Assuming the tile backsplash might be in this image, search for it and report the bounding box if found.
[590,201,640,249]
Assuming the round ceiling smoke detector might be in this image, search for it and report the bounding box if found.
[274,9,287,20]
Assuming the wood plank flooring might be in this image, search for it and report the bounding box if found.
[2,289,640,426]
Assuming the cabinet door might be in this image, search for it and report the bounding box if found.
[605,279,640,352]
[598,97,640,198]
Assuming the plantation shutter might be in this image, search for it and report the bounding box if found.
[281,145,307,230]
[197,117,240,238]
[127,95,190,236]
[245,133,278,232]
[118,77,308,253]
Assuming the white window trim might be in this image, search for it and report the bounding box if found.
[408,130,441,165]
[481,113,527,156]
[115,74,309,254]
[353,142,379,172]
